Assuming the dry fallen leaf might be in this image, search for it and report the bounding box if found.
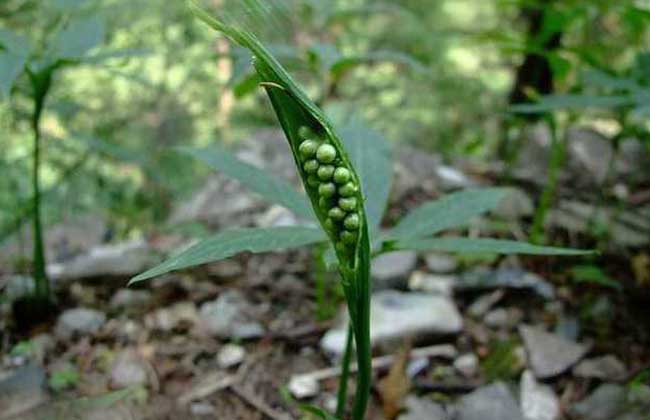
[378,340,412,420]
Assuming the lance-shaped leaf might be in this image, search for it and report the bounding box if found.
[388,188,509,241]
[0,52,26,99]
[510,94,635,114]
[394,237,594,256]
[49,16,105,61]
[130,226,326,284]
[178,145,315,220]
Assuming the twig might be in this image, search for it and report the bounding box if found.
[177,372,239,405]
[231,383,292,420]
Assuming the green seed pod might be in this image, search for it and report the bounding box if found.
[307,175,320,188]
[343,213,360,230]
[316,144,337,163]
[333,167,351,184]
[324,218,336,232]
[339,197,357,212]
[338,182,358,197]
[340,230,357,245]
[317,165,335,181]
[328,207,346,221]
[298,126,316,139]
[299,140,319,159]
[319,196,334,210]
[303,159,319,174]
[318,182,336,198]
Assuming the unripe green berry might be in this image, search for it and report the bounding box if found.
[333,167,351,184]
[316,144,337,163]
[338,182,358,197]
[317,165,335,181]
[340,230,357,245]
[298,126,316,139]
[328,207,346,221]
[343,213,360,230]
[324,218,336,232]
[319,196,334,210]
[299,140,319,158]
[339,197,357,211]
[336,242,347,253]
[307,175,320,188]
[303,159,319,174]
[318,182,336,198]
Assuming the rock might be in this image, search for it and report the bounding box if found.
[146,301,198,332]
[453,353,479,378]
[255,205,298,227]
[393,146,441,199]
[2,275,35,302]
[520,370,560,420]
[0,364,48,419]
[570,384,626,420]
[321,291,462,355]
[424,253,458,273]
[217,344,246,368]
[566,127,613,184]
[109,289,151,309]
[110,350,149,389]
[455,382,524,420]
[616,137,650,176]
[200,290,265,339]
[435,165,476,190]
[398,395,448,420]
[484,308,523,329]
[458,268,555,300]
[512,122,553,183]
[573,355,627,381]
[288,375,319,399]
[467,290,505,317]
[408,271,455,296]
[519,325,588,379]
[371,251,418,289]
[495,188,534,220]
[207,259,244,278]
[190,402,215,415]
[47,239,158,281]
[55,308,106,339]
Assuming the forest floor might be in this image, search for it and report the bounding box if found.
[1,128,650,420]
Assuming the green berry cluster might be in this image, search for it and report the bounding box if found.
[297,126,360,249]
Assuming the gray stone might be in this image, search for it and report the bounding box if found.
[484,308,523,329]
[435,165,476,190]
[109,289,151,309]
[520,370,560,420]
[371,251,418,289]
[511,122,553,182]
[573,355,627,381]
[47,239,158,281]
[2,275,36,302]
[453,353,479,378]
[424,253,458,273]
[455,382,524,420]
[467,290,505,318]
[567,127,613,184]
[495,188,534,220]
[458,268,555,300]
[570,384,626,420]
[616,137,650,176]
[217,344,246,368]
[255,205,298,227]
[0,364,48,419]
[200,290,264,339]
[145,301,198,332]
[55,308,106,339]
[288,375,319,399]
[408,271,455,296]
[110,351,149,388]
[321,291,462,355]
[398,395,448,420]
[519,325,588,379]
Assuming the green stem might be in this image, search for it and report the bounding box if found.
[335,322,354,418]
[350,280,371,420]
[530,115,564,245]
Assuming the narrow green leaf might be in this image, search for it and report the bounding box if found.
[510,94,634,114]
[49,16,105,60]
[178,145,315,220]
[395,237,594,255]
[0,52,26,99]
[388,188,509,240]
[300,404,340,420]
[330,50,426,78]
[339,120,392,239]
[0,28,30,56]
[130,226,326,283]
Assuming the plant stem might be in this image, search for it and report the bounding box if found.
[29,70,53,301]
[335,322,354,418]
[530,115,564,245]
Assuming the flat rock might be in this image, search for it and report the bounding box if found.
[495,188,534,220]
[109,289,151,309]
[0,364,48,419]
[570,384,626,420]
[217,344,246,368]
[454,382,524,420]
[55,308,106,340]
[398,395,448,420]
[458,268,555,300]
[573,355,627,381]
[453,353,479,378]
[145,301,198,332]
[520,370,560,420]
[467,290,505,317]
[371,251,418,289]
[567,127,613,184]
[424,253,458,273]
[519,325,588,379]
[321,291,462,355]
[47,239,158,281]
[408,271,456,296]
[110,350,149,388]
[200,290,265,339]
